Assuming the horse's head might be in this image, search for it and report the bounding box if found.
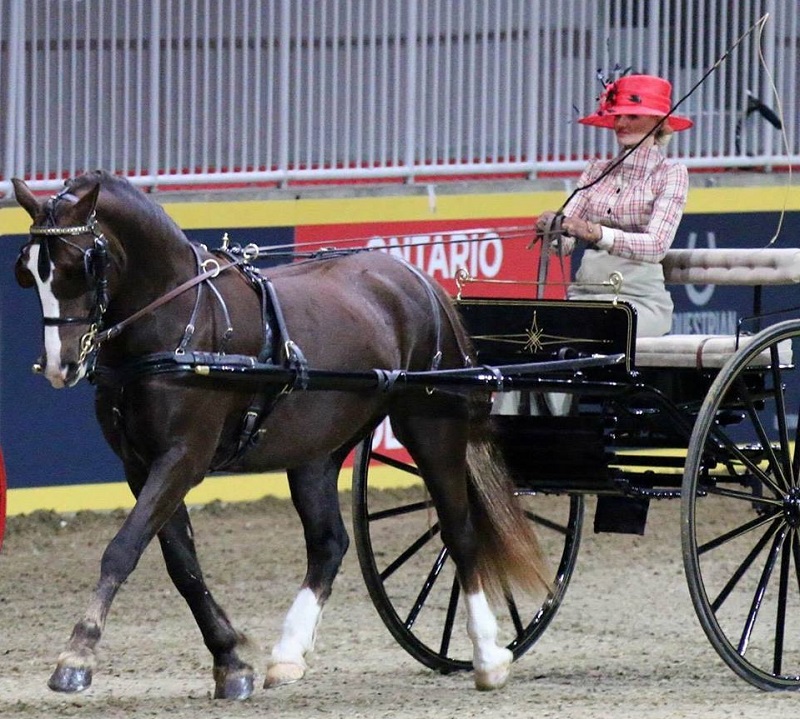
[13,178,113,388]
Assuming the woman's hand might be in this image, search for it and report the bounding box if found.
[561,214,602,244]
[535,211,559,241]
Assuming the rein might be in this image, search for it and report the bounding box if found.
[92,258,238,345]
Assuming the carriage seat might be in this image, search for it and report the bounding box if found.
[635,333,792,369]
[634,248,800,369]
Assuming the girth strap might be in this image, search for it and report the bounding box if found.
[214,273,309,471]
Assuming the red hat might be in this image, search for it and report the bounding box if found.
[578,74,693,131]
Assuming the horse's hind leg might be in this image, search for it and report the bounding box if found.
[157,503,254,699]
[265,453,349,688]
[390,406,511,690]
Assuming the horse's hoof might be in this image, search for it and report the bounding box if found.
[264,661,305,688]
[48,665,93,693]
[213,668,254,700]
[474,663,510,691]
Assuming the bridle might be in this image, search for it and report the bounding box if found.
[28,193,111,365]
[26,189,241,370]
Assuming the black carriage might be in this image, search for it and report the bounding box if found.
[351,246,800,692]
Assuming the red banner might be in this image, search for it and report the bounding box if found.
[296,217,570,300]
[296,217,570,464]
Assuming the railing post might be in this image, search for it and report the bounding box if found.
[760,0,778,168]
[526,0,540,179]
[148,0,163,189]
[278,0,292,187]
[4,0,25,186]
[403,0,418,183]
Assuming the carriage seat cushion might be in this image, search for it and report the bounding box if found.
[635,334,793,369]
[661,248,800,286]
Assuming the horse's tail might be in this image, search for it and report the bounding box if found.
[466,426,551,605]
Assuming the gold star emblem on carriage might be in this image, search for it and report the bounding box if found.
[472,310,607,354]
[524,312,545,353]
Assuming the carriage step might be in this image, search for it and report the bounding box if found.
[593,495,650,535]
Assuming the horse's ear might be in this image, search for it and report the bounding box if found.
[11,178,40,220]
[70,183,102,221]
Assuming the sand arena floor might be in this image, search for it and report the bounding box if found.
[1,490,798,719]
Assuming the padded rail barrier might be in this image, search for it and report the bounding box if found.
[635,248,800,369]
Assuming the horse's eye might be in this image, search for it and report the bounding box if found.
[14,255,35,288]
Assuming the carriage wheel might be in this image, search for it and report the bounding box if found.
[351,434,583,674]
[682,319,800,690]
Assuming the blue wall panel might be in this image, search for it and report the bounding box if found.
[2,211,798,492]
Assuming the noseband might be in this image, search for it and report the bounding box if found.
[28,193,111,363]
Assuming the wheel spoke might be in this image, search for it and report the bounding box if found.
[524,509,570,535]
[506,594,524,635]
[439,574,461,657]
[698,508,781,556]
[707,424,785,499]
[710,520,780,612]
[369,499,434,522]
[380,523,441,582]
[774,530,792,675]
[768,348,794,488]
[703,484,783,509]
[793,424,800,488]
[734,375,791,492]
[405,546,449,630]
[738,527,787,655]
[370,452,422,476]
[793,533,800,596]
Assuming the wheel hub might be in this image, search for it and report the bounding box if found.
[783,487,800,527]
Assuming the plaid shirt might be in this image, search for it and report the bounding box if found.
[564,145,689,263]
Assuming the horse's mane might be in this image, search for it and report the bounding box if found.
[64,170,188,244]
[65,169,139,197]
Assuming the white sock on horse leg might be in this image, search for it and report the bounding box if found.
[268,587,322,676]
[465,590,513,690]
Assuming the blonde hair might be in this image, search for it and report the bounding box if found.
[655,122,674,147]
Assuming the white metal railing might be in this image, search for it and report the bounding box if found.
[0,0,797,198]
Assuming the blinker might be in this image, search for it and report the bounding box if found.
[37,236,52,282]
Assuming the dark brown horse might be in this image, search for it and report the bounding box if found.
[12,171,547,698]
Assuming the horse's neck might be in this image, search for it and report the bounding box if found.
[101,196,197,315]
[103,196,193,276]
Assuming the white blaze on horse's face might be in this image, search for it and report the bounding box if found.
[26,243,87,389]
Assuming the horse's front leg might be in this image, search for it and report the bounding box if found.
[265,455,349,688]
[157,503,253,700]
[47,449,202,694]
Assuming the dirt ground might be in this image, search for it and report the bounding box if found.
[1,490,799,719]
